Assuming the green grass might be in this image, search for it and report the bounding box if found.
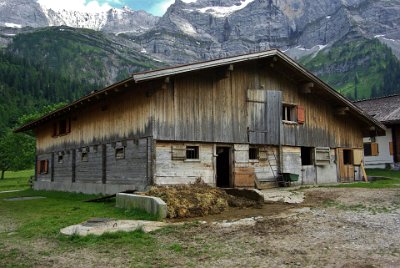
[0,189,156,239]
[0,169,34,191]
[334,169,400,189]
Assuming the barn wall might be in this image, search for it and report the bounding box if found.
[35,88,153,154]
[34,138,152,194]
[151,61,365,148]
[154,141,215,185]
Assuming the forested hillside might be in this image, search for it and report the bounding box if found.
[0,50,98,133]
[301,38,400,100]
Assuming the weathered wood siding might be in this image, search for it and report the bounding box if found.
[36,89,153,153]
[154,142,214,185]
[35,138,152,192]
[151,62,364,148]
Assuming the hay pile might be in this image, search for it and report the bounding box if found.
[146,182,259,218]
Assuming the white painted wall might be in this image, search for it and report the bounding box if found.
[154,142,215,185]
[363,126,394,169]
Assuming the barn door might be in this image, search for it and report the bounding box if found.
[247,90,282,145]
[337,148,355,183]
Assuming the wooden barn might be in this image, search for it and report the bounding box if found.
[16,50,385,194]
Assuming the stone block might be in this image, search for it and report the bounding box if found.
[116,193,167,219]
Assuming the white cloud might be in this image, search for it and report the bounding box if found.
[37,0,113,13]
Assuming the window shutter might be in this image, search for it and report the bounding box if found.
[36,161,41,175]
[52,123,58,137]
[44,160,49,174]
[297,106,305,124]
[66,118,71,133]
[172,145,186,160]
[371,143,379,156]
[389,142,394,156]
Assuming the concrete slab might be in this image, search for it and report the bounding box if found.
[116,193,167,219]
[60,218,167,236]
[261,189,305,204]
[4,196,46,201]
[0,190,24,194]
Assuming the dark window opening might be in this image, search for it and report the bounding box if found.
[59,119,67,135]
[186,146,199,159]
[282,105,295,122]
[249,147,259,160]
[115,147,125,159]
[57,154,63,163]
[364,143,372,156]
[343,149,353,165]
[301,147,313,165]
[81,152,88,162]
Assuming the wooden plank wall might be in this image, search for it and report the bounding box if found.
[36,138,151,189]
[151,61,364,148]
[36,89,153,153]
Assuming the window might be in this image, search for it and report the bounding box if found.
[301,147,313,165]
[115,147,125,159]
[81,152,88,162]
[343,149,353,165]
[364,143,379,156]
[186,146,199,159]
[249,147,259,160]
[52,118,71,137]
[57,154,63,163]
[282,105,295,122]
[37,160,49,174]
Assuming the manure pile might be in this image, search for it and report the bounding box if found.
[146,182,259,218]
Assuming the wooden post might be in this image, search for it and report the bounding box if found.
[102,144,107,184]
[360,162,368,182]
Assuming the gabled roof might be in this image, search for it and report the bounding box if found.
[354,94,400,125]
[15,49,385,134]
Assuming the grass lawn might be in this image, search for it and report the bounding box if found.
[0,169,34,191]
[334,169,400,189]
[0,182,169,267]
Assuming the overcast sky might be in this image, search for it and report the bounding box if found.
[37,0,197,16]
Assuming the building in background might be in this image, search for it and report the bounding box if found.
[355,95,400,169]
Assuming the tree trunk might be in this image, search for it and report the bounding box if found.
[1,170,5,180]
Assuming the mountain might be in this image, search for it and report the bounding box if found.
[6,26,164,85]
[0,0,158,34]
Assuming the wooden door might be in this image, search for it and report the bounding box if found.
[247,90,282,145]
[337,148,355,183]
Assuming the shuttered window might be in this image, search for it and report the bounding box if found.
[52,118,71,137]
[37,160,49,174]
[364,143,379,156]
[172,145,186,160]
[297,106,305,124]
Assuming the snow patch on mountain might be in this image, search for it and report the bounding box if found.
[171,15,197,35]
[196,0,255,17]
[5,22,22,28]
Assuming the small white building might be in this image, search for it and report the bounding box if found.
[355,95,400,169]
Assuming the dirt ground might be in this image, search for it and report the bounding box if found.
[2,187,400,267]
